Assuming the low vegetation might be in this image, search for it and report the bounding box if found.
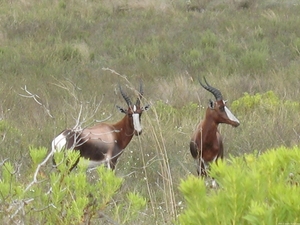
[1,0,300,224]
[179,146,300,224]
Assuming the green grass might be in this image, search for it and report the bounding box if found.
[1,0,300,224]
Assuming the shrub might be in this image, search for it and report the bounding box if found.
[0,148,146,224]
[231,90,300,114]
[178,146,300,225]
[239,48,269,74]
[231,91,280,114]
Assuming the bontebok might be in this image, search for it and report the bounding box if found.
[190,78,240,177]
[52,83,150,171]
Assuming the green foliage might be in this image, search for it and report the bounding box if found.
[1,0,300,224]
[178,146,300,225]
[231,91,279,113]
[0,161,23,201]
[155,100,178,121]
[0,120,20,136]
[0,120,23,160]
[200,30,218,48]
[60,44,82,62]
[231,91,300,114]
[29,146,48,166]
[239,48,269,74]
[0,148,146,224]
[114,192,147,224]
[154,100,199,127]
[182,48,203,68]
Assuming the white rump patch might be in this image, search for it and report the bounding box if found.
[132,113,142,133]
[224,106,240,124]
[52,133,67,153]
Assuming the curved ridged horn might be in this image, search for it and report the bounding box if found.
[119,85,132,106]
[199,77,223,101]
[136,81,143,106]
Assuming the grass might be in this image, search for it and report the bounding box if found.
[1,0,300,224]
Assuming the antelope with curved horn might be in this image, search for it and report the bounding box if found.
[190,78,240,177]
[52,83,150,171]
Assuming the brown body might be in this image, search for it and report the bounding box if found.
[190,78,240,176]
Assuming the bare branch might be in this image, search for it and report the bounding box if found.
[49,78,80,102]
[102,68,145,104]
[102,67,130,83]
[19,85,42,105]
[0,158,9,166]
[95,114,112,123]
[293,128,300,139]
[30,203,57,212]
[9,198,34,221]
[24,150,54,193]
[19,85,54,118]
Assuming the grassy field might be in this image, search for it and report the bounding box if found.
[1,0,300,224]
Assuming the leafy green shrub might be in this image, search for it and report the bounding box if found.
[239,48,269,73]
[200,30,218,48]
[231,91,280,113]
[155,100,177,121]
[0,148,146,224]
[231,90,300,114]
[178,146,300,225]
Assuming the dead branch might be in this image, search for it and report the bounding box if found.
[19,85,54,118]
[24,150,54,193]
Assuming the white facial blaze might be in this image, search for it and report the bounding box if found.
[132,113,142,133]
[224,106,240,124]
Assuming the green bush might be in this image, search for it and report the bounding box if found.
[239,48,269,74]
[231,91,280,113]
[178,146,300,225]
[231,90,300,114]
[0,148,146,224]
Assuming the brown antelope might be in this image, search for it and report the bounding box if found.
[52,83,149,171]
[190,78,240,177]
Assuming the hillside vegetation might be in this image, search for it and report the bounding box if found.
[1,0,300,224]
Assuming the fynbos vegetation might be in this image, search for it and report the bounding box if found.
[1,0,300,224]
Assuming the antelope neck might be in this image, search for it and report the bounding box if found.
[113,114,135,149]
[201,116,219,138]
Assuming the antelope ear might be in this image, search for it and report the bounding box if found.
[208,99,214,109]
[142,104,150,111]
[116,105,127,114]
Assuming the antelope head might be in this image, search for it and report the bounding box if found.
[117,82,150,135]
[199,77,240,127]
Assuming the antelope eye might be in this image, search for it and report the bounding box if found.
[220,106,225,112]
